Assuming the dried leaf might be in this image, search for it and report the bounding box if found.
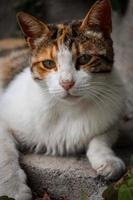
[42,193,51,200]
[62,197,69,200]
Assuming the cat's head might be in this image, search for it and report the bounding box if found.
[17,0,114,104]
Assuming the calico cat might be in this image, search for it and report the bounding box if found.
[0,0,126,199]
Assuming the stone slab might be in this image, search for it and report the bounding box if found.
[21,155,107,200]
[20,142,133,200]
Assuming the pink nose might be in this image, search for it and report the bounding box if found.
[59,80,75,90]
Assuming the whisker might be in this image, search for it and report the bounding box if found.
[88,88,119,108]
[89,87,120,101]
[76,82,122,90]
[76,85,121,110]
[75,86,120,96]
[85,89,107,107]
[83,90,104,114]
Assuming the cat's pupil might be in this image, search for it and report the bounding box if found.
[76,54,91,70]
[78,54,91,65]
[42,60,55,69]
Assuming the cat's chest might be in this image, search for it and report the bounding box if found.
[30,109,91,155]
[8,98,107,155]
[12,108,91,155]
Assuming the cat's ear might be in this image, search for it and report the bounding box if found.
[17,12,50,48]
[80,0,112,36]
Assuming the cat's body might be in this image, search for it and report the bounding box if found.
[0,67,123,155]
[0,0,126,199]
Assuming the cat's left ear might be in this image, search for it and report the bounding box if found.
[17,12,50,49]
[80,0,112,36]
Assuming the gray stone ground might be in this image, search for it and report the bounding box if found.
[21,155,107,200]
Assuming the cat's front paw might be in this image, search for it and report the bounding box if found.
[14,184,32,200]
[0,182,32,200]
[0,169,32,200]
[93,156,126,180]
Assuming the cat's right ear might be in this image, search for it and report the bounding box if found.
[17,12,50,49]
[80,0,112,36]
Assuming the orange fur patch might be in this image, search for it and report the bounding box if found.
[31,43,58,79]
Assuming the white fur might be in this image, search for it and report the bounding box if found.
[0,46,125,199]
[85,30,103,39]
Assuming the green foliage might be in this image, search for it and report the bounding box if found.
[103,185,118,200]
[118,184,133,200]
[103,156,133,200]
[103,176,133,200]
[0,196,15,200]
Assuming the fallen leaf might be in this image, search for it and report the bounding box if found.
[62,197,69,200]
[42,193,51,200]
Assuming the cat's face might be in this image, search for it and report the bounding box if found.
[17,0,113,104]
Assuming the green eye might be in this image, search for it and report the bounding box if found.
[42,59,56,69]
[77,54,91,65]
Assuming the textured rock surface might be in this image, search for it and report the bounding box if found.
[20,143,133,200]
[21,144,133,200]
[21,155,107,200]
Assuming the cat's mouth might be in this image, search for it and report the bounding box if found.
[53,90,82,103]
[63,92,81,101]
[66,94,79,99]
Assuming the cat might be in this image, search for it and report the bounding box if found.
[0,0,126,199]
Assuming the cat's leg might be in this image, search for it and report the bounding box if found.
[0,124,32,200]
[87,129,126,180]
